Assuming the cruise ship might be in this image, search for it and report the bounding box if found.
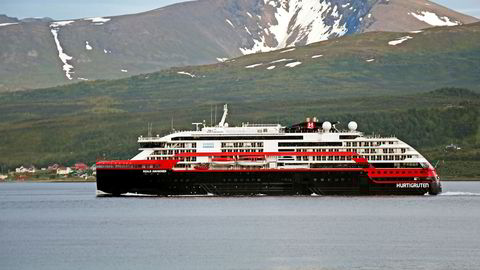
[96,105,442,196]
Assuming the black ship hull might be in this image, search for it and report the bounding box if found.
[96,169,442,196]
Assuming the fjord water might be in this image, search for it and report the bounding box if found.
[1,182,480,270]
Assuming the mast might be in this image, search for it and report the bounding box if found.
[218,104,228,127]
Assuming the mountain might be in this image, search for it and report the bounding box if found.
[0,0,477,92]
[0,22,479,178]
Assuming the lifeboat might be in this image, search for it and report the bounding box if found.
[211,157,236,166]
[194,164,210,171]
[237,156,266,166]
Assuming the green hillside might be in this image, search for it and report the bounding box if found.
[0,23,479,179]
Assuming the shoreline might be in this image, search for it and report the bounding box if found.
[1,179,96,183]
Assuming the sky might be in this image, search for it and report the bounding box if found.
[1,0,479,20]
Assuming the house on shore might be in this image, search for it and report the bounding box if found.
[74,163,89,171]
[56,167,72,175]
[48,164,60,171]
[15,166,36,174]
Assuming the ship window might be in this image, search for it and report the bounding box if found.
[340,135,359,140]
[172,136,303,141]
[278,142,342,147]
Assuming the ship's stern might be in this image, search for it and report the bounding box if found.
[428,168,442,195]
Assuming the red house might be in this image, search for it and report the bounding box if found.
[74,163,88,171]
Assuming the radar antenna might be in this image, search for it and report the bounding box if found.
[218,104,228,127]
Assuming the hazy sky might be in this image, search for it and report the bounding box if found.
[1,0,479,20]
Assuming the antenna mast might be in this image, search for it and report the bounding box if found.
[210,105,213,127]
[218,104,228,127]
[147,122,152,137]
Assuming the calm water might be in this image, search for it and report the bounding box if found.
[1,182,480,270]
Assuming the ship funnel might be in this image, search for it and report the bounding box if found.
[313,117,318,122]
[306,117,311,122]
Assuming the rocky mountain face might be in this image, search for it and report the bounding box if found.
[0,0,477,91]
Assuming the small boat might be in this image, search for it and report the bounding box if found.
[237,156,266,166]
[194,164,210,170]
[211,157,236,166]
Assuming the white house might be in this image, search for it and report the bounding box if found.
[15,166,36,173]
[56,167,72,175]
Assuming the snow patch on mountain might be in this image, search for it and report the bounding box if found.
[0,22,19,27]
[409,11,460,26]
[50,22,75,80]
[177,71,196,77]
[388,36,413,46]
[285,61,302,67]
[311,54,323,58]
[267,66,276,70]
[280,48,295,53]
[366,58,375,62]
[240,0,348,54]
[240,36,272,54]
[245,63,263,68]
[226,19,234,28]
[216,57,228,62]
[270,58,293,64]
[50,20,74,28]
[121,69,128,73]
[84,17,111,25]
[85,41,93,50]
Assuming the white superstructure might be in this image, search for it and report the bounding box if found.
[134,105,432,170]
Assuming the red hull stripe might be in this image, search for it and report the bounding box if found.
[96,159,179,170]
[366,168,436,178]
[174,168,365,173]
[175,151,359,157]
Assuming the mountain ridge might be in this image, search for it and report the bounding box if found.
[0,0,477,92]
